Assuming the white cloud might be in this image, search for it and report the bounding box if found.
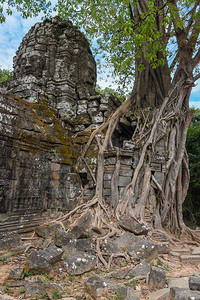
[190,101,200,109]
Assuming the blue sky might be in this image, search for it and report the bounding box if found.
[0,12,199,108]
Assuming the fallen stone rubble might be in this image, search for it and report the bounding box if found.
[0,218,200,299]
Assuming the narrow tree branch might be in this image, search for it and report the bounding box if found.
[194,73,200,82]
[192,49,200,69]
[185,1,200,35]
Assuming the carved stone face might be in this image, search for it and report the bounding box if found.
[13,18,96,87]
[12,18,97,120]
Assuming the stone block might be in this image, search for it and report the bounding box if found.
[128,239,158,262]
[102,239,121,253]
[181,255,200,263]
[169,277,189,289]
[118,218,148,235]
[192,247,200,255]
[104,180,111,189]
[149,266,166,290]
[39,245,64,265]
[128,259,151,278]
[118,176,131,187]
[35,223,62,238]
[0,231,21,250]
[85,276,108,299]
[170,287,200,300]
[26,251,52,274]
[62,251,97,275]
[149,288,170,300]
[189,277,200,291]
[103,189,111,196]
[157,242,170,254]
[115,232,138,249]
[119,165,133,176]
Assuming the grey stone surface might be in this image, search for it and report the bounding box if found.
[62,251,97,275]
[157,242,170,254]
[35,223,62,238]
[118,218,148,235]
[85,276,108,299]
[169,277,189,289]
[7,280,63,296]
[115,232,138,249]
[128,259,151,278]
[192,247,200,255]
[127,239,158,262]
[102,238,121,253]
[8,267,23,280]
[149,266,166,290]
[170,287,200,300]
[149,288,170,300]
[181,255,200,263]
[39,245,63,264]
[0,231,21,250]
[26,251,52,273]
[189,277,200,291]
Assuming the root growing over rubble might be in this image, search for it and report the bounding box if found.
[47,76,200,268]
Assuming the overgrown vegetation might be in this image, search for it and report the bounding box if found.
[0,68,12,83]
[184,108,200,227]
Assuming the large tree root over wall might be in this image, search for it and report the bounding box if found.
[48,76,200,268]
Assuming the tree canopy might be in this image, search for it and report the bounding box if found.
[1,0,199,92]
[0,68,12,83]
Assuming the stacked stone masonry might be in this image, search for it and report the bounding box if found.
[0,17,168,231]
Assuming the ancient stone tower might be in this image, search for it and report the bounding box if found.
[0,17,121,231]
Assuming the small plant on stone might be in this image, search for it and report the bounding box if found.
[36,275,43,283]
[3,284,9,293]
[51,289,63,299]
[0,255,6,262]
[20,288,26,293]
[164,264,170,271]
[115,290,124,300]
[69,274,76,281]
[157,258,163,266]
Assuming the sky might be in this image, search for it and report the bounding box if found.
[0,12,200,109]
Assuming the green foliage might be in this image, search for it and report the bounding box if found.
[0,0,51,23]
[184,108,200,225]
[95,84,127,103]
[0,68,12,83]
[51,289,63,299]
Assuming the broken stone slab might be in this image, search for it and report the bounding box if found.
[149,267,166,290]
[25,251,52,274]
[170,287,200,300]
[0,231,21,250]
[7,280,63,296]
[62,251,97,275]
[157,242,170,254]
[192,247,200,255]
[128,259,151,278]
[105,280,141,300]
[172,248,191,255]
[39,245,64,264]
[85,276,108,299]
[8,267,23,280]
[102,238,121,253]
[189,277,200,291]
[181,255,200,263]
[149,288,170,300]
[54,228,73,247]
[35,223,62,238]
[114,232,138,249]
[170,252,181,261]
[168,277,189,289]
[127,239,158,262]
[0,296,16,300]
[60,237,94,257]
[118,218,148,236]
[152,232,168,242]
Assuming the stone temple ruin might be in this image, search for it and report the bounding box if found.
[0,17,166,232]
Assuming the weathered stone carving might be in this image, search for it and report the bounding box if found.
[0,17,168,232]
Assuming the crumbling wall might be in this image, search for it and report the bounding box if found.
[0,17,167,231]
